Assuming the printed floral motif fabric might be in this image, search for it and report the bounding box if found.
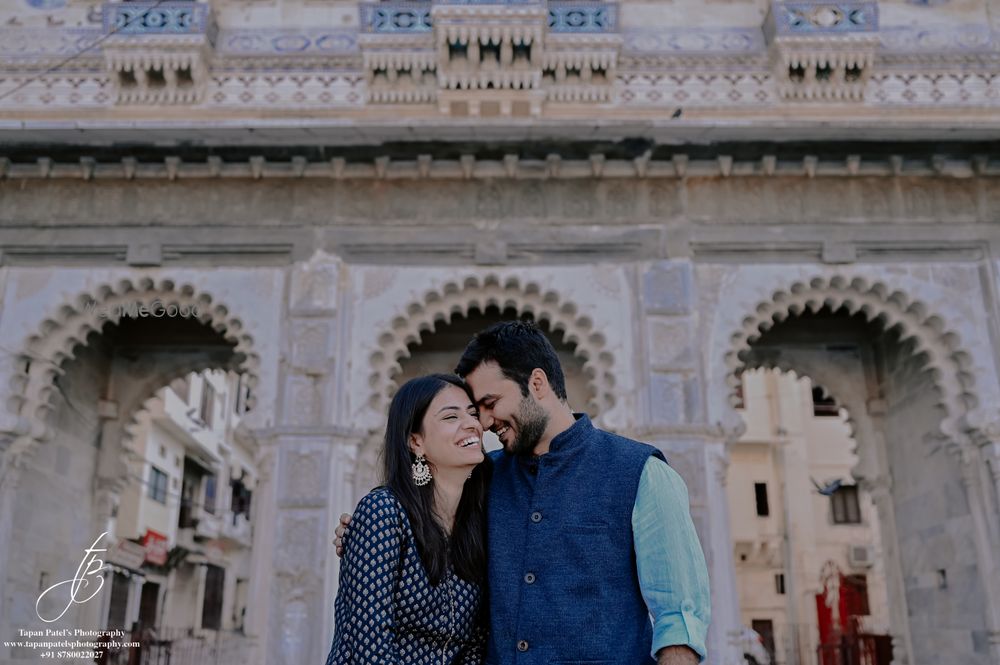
[325,487,485,665]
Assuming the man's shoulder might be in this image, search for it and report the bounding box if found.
[591,426,665,460]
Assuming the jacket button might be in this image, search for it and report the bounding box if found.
[524,572,536,584]
[517,640,529,652]
[530,511,542,523]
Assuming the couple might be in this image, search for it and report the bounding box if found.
[325,321,711,665]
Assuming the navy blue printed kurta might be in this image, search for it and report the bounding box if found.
[325,487,485,665]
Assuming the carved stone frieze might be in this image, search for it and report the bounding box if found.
[278,447,329,508]
[290,321,331,371]
[290,251,340,313]
[275,513,320,574]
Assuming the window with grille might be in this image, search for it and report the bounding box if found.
[831,485,861,524]
[107,572,130,629]
[202,565,225,630]
[204,474,217,515]
[812,386,839,417]
[148,466,168,504]
[200,381,215,428]
[754,482,770,517]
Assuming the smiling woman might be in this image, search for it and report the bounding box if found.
[325,374,491,665]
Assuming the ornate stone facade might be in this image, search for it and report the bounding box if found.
[1,0,999,664]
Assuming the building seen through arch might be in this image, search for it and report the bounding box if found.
[729,369,891,665]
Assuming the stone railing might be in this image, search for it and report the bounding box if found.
[764,1,879,100]
[358,0,619,112]
[102,0,217,104]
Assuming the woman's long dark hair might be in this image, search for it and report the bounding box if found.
[382,373,490,586]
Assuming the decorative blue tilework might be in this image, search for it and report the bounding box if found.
[218,28,357,55]
[433,0,540,4]
[103,1,214,37]
[623,27,764,54]
[879,23,996,52]
[770,1,878,35]
[361,2,433,34]
[24,0,67,11]
[0,28,102,59]
[548,1,616,33]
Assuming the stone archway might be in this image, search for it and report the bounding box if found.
[0,276,264,658]
[714,274,1000,665]
[5,277,260,454]
[366,273,618,417]
[356,272,622,494]
[720,275,976,444]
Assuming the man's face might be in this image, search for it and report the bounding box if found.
[465,361,549,457]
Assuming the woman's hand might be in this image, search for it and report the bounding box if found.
[332,513,352,556]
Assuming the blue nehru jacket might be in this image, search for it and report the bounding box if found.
[486,414,665,665]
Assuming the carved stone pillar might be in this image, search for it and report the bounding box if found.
[0,446,26,662]
[259,250,353,665]
[957,445,1000,664]
[244,442,275,661]
[704,437,745,665]
[974,433,1000,545]
[857,474,913,665]
[855,401,914,665]
[647,428,744,665]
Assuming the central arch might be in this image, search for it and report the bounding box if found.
[356,273,622,494]
[365,273,619,420]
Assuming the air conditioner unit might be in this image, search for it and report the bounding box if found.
[847,544,875,568]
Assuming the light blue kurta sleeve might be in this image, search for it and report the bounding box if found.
[632,457,712,662]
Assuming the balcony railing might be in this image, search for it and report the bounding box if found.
[219,514,253,547]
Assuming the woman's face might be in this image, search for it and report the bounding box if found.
[410,384,485,473]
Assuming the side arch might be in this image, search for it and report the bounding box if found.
[716,274,977,446]
[4,277,262,462]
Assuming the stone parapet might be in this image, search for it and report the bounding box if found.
[764,1,879,100]
[101,1,217,104]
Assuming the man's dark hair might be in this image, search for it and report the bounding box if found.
[454,320,568,401]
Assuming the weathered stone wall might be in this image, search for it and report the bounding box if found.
[880,341,990,664]
[7,343,108,650]
[1,161,999,665]
[1,175,997,230]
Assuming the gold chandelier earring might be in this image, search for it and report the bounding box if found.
[412,454,432,486]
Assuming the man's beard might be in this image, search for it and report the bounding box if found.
[510,395,549,457]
